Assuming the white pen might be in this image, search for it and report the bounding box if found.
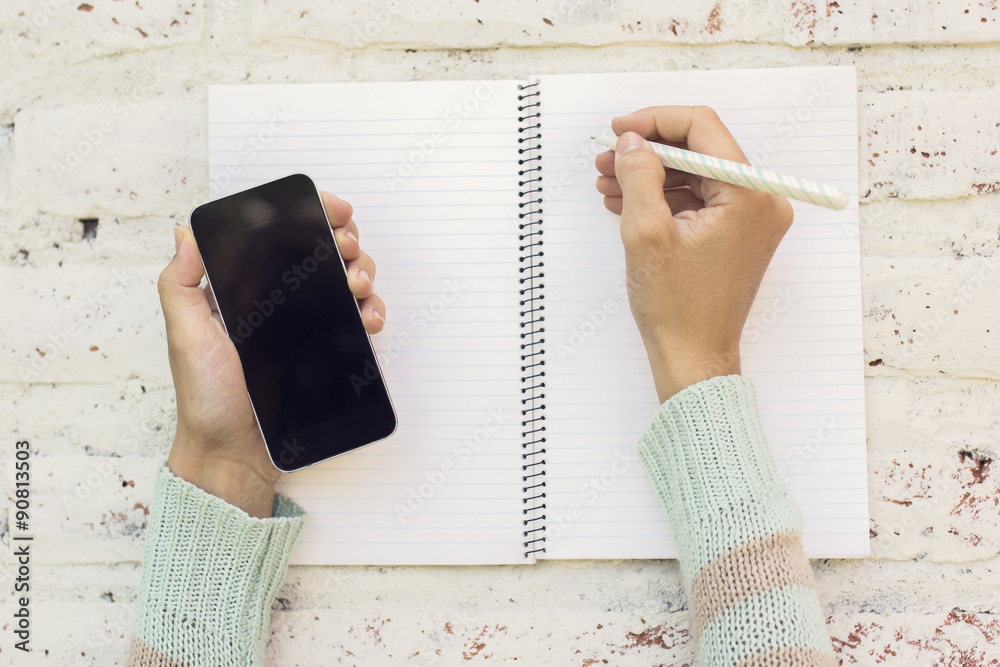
[592,134,850,211]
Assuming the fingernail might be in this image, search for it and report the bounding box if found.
[173,227,183,253]
[617,132,644,155]
[345,229,358,243]
[358,269,371,284]
[373,310,384,323]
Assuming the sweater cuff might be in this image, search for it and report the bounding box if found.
[133,464,306,667]
[637,375,802,584]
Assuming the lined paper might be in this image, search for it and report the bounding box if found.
[209,81,528,564]
[535,67,868,559]
[207,68,869,565]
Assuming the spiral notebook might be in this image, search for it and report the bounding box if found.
[207,65,868,565]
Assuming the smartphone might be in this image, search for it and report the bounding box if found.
[190,174,397,472]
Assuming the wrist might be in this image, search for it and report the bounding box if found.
[643,340,741,403]
[167,442,277,519]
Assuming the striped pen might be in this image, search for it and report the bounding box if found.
[592,134,850,211]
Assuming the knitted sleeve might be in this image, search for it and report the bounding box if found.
[127,464,306,667]
[638,375,838,667]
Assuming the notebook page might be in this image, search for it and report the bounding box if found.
[208,81,527,565]
[534,67,868,559]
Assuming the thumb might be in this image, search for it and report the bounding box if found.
[614,132,672,221]
[157,226,211,330]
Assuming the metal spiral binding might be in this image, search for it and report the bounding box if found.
[517,81,546,559]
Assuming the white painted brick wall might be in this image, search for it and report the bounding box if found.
[14,95,205,219]
[786,0,1000,46]
[2,0,1000,664]
[861,89,1000,201]
[249,0,756,47]
[0,0,203,63]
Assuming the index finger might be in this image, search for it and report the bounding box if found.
[611,105,749,165]
[320,191,354,228]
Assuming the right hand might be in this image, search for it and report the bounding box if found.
[595,106,794,402]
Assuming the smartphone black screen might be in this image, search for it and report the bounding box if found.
[190,174,396,472]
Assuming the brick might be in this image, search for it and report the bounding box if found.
[851,44,1000,93]
[1,456,159,565]
[272,562,693,661]
[2,381,176,457]
[13,96,205,220]
[828,611,1000,664]
[0,0,203,64]
[813,558,1000,613]
[1,213,177,273]
[860,89,1000,202]
[214,42,1000,93]
[5,602,136,665]
[859,197,1000,260]
[0,266,169,385]
[786,0,1000,46]
[865,376,1000,455]
[862,255,1000,377]
[10,563,141,604]
[868,450,999,562]
[249,0,776,49]
[266,609,694,665]
[279,559,686,613]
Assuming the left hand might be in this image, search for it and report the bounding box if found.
[159,192,384,517]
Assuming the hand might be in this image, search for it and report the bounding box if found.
[595,106,794,402]
[158,192,385,517]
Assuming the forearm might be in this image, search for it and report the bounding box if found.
[638,375,837,666]
[128,465,305,667]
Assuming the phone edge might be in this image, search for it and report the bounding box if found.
[188,172,400,475]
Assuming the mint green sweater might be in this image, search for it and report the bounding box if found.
[128,376,837,666]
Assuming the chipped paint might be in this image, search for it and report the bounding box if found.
[4,0,1000,663]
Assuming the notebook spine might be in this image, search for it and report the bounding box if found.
[517,81,546,560]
